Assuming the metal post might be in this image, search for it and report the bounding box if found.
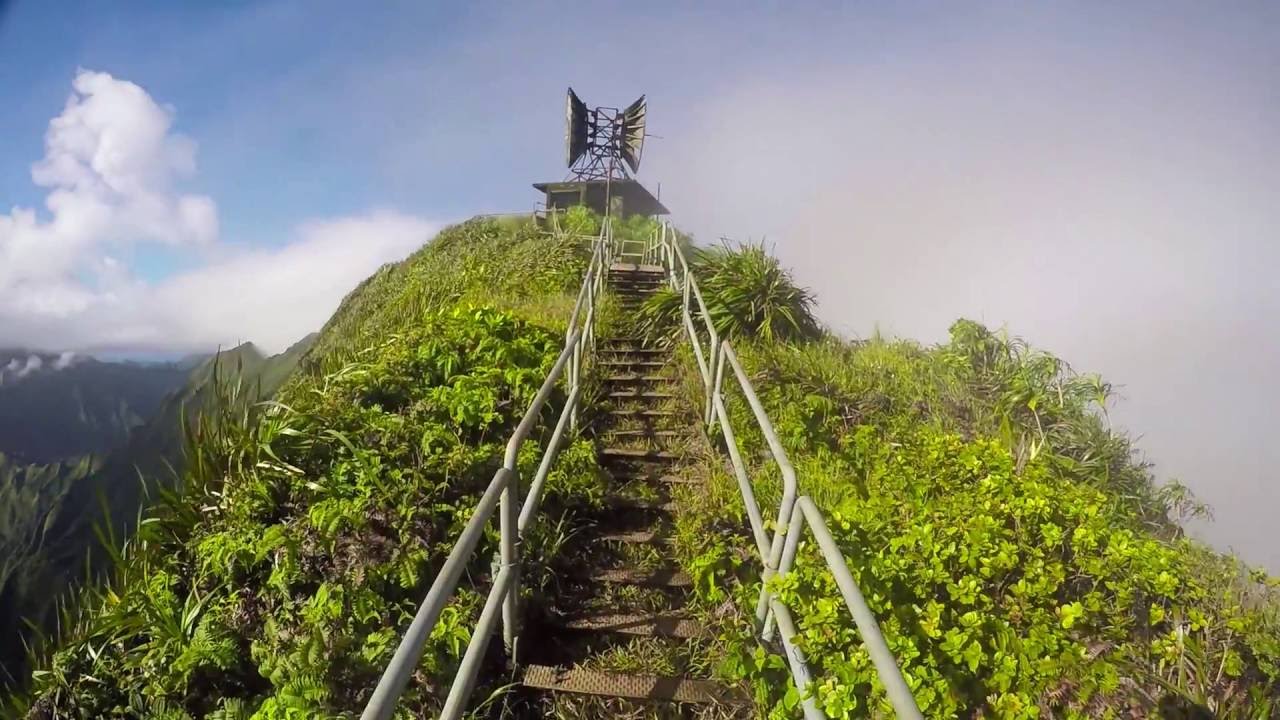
[711,345,727,433]
[500,468,519,654]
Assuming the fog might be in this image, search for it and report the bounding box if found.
[651,5,1280,571]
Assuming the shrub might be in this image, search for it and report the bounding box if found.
[640,241,821,344]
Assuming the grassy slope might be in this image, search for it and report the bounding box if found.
[5,216,605,719]
[671,320,1280,718]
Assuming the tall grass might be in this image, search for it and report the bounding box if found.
[639,240,821,344]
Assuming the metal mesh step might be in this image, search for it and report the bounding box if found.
[599,347,666,355]
[607,391,676,400]
[597,528,666,544]
[556,611,699,638]
[521,665,747,705]
[601,447,679,460]
[607,472,697,485]
[605,495,675,513]
[604,374,672,383]
[591,565,691,588]
[601,356,670,363]
[602,429,680,438]
[608,263,665,273]
[607,409,677,417]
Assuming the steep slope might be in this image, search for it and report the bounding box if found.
[4,216,602,718]
[653,246,1280,717]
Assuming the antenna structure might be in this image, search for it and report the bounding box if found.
[565,88,646,182]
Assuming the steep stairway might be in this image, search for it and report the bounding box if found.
[517,263,749,718]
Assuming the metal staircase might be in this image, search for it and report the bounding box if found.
[516,264,749,716]
[359,218,923,720]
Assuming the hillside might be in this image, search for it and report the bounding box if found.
[3,212,1277,719]
[0,352,189,464]
[0,338,315,688]
[4,215,600,718]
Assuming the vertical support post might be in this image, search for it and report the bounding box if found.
[710,342,727,433]
[500,470,519,655]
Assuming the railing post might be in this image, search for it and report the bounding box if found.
[501,471,519,655]
[710,342,727,433]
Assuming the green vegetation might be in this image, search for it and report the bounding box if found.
[0,341,313,689]
[670,309,1280,716]
[640,241,821,344]
[3,217,605,718]
[7,207,1278,719]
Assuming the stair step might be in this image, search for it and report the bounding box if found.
[603,429,680,438]
[608,409,676,417]
[556,611,699,638]
[521,665,745,705]
[604,375,671,383]
[609,263,665,273]
[601,448,679,460]
[608,472,697,485]
[599,360,666,368]
[606,495,675,512]
[590,565,692,588]
[607,391,675,400]
[597,528,666,544]
[600,348,666,355]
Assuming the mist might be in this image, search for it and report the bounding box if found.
[653,4,1280,571]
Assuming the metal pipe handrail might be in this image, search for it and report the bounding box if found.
[654,220,921,719]
[361,218,611,720]
[778,498,922,719]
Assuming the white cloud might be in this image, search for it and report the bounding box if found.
[0,71,438,354]
[15,355,42,378]
[0,71,217,299]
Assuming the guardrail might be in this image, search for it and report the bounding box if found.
[362,214,920,720]
[360,218,614,720]
[650,222,923,720]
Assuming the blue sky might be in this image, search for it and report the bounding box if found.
[2,1,1279,569]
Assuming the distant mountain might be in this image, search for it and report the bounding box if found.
[0,335,316,685]
[0,350,190,464]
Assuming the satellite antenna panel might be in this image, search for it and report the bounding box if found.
[566,88,590,168]
[619,95,646,173]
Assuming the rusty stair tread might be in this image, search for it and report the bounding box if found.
[597,528,667,544]
[603,429,680,437]
[607,408,676,416]
[601,356,670,363]
[604,374,672,383]
[605,495,675,512]
[599,347,666,355]
[555,610,700,638]
[608,472,697,485]
[608,262,665,272]
[521,665,745,705]
[601,447,679,459]
[591,565,691,587]
[608,391,676,400]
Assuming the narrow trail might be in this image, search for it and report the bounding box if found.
[516,263,749,718]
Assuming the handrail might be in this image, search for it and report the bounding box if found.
[360,218,612,720]
[655,221,922,720]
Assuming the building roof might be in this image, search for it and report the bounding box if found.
[532,178,670,216]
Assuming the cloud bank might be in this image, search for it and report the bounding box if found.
[0,70,437,354]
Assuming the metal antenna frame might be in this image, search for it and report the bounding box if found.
[569,104,627,182]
